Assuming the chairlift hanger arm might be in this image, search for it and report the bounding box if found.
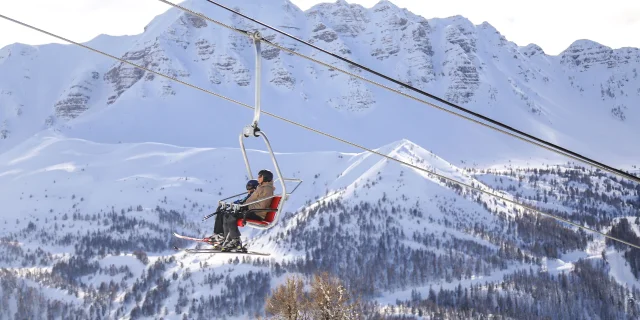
[250,31,261,131]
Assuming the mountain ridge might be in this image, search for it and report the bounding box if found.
[1,0,639,171]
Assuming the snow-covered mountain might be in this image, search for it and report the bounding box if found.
[1,0,639,168]
[1,0,640,318]
[1,134,639,319]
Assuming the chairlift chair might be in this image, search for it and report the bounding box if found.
[203,31,302,230]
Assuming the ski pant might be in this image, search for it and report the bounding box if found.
[223,211,264,239]
[213,210,224,235]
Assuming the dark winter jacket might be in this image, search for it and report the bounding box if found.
[234,191,254,204]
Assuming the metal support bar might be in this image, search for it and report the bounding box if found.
[252,32,261,129]
[239,133,253,179]
[249,31,262,132]
[239,30,263,179]
[257,130,286,216]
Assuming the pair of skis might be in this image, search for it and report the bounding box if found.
[172,232,270,256]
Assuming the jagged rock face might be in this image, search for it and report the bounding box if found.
[195,39,215,61]
[103,47,152,105]
[409,22,434,55]
[560,39,640,72]
[369,7,402,59]
[328,74,375,112]
[260,34,298,90]
[443,25,480,104]
[182,13,207,29]
[54,71,100,120]
[522,44,544,57]
[269,61,296,90]
[614,47,640,66]
[560,40,616,70]
[306,1,368,38]
[447,18,478,54]
[306,7,355,58]
[396,22,436,87]
[104,30,192,104]
[211,53,251,86]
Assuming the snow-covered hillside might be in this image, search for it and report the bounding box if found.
[1,0,639,169]
[1,134,639,319]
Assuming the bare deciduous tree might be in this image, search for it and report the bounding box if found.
[264,272,362,320]
[308,272,362,320]
[265,275,310,320]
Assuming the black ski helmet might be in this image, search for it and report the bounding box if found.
[258,169,273,182]
[246,179,259,190]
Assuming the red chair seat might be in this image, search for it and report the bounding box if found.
[237,196,282,227]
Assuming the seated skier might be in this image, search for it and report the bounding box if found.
[206,179,259,248]
[221,169,275,252]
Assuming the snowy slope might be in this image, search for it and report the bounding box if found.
[0,133,507,243]
[1,0,639,169]
[1,134,638,319]
[0,34,137,152]
[0,134,497,318]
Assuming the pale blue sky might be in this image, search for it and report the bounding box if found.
[0,0,638,55]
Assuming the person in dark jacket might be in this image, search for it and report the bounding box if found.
[221,169,275,251]
[206,179,258,248]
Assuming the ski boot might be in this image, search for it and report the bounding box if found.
[206,233,225,249]
[220,237,247,253]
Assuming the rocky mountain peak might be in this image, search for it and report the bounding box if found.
[1,0,639,163]
[560,39,615,70]
[521,43,545,57]
[372,0,401,11]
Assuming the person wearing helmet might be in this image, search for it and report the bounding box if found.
[221,169,275,252]
[206,179,259,248]
[241,180,260,201]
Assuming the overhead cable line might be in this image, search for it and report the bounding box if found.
[159,0,592,172]
[188,0,640,185]
[160,0,593,174]
[1,13,638,250]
